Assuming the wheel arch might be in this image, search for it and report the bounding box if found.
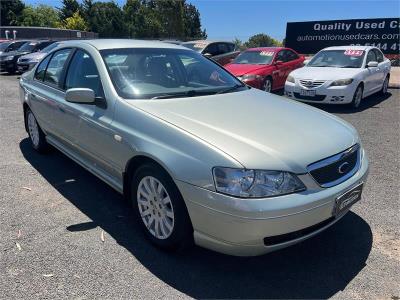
[22,102,30,133]
[123,154,176,200]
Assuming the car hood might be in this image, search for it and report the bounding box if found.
[19,52,45,60]
[291,66,361,80]
[225,63,270,76]
[128,89,358,173]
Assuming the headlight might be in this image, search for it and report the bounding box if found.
[212,167,306,198]
[286,75,295,83]
[330,78,353,86]
[4,56,14,61]
[241,74,263,81]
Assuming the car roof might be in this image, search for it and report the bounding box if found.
[182,40,233,45]
[245,47,285,52]
[322,45,375,51]
[61,39,188,50]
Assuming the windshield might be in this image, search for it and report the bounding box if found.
[0,42,11,51]
[17,42,38,52]
[41,43,58,53]
[308,50,365,68]
[181,42,206,52]
[101,48,246,99]
[233,50,275,65]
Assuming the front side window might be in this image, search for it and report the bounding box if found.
[44,48,72,86]
[233,50,275,65]
[65,49,103,97]
[275,51,286,62]
[101,48,245,99]
[308,50,365,68]
[34,55,51,81]
[11,41,26,51]
[286,50,299,61]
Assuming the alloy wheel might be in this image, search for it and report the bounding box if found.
[354,87,363,108]
[264,79,272,93]
[27,112,40,148]
[136,176,174,239]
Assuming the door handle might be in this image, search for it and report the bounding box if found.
[58,106,66,113]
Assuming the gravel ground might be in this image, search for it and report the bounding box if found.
[0,73,399,299]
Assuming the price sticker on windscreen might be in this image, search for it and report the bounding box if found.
[260,51,274,56]
[344,50,364,56]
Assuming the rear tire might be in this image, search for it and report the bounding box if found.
[380,76,389,95]
[131,163,193,251]
[26,108,49,153]
[351,85,363,109]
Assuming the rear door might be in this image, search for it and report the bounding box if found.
[364,49,380,94]
[373,48,387,85]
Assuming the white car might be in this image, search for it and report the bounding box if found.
[284,46,391,108]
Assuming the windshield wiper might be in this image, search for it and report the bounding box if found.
[215,84,246,95]
[151,90,205,100]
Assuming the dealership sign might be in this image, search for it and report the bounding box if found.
[285,18,400,54]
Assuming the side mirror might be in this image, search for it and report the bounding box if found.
[303,59,310,65]
[275,60,284,65]
[203,53,212,58]
[367,61,378,68]
[65,88,95,104]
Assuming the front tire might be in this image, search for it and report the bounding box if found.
[26,108,49,153]
[351,85,363,109]
[263,77,272,93]
[131,163,193,251]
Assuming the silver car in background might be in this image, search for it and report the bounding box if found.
[17,42,61,72]
[19,40,369,256]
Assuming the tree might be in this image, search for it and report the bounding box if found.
[232,37,246,51]
[156,0,185,39]
[89,2,126,38]
[244,33,282,48]
[0,0,25,26]
[60,11,88,31]
[123,0,141,38]
[17,5,60,28]
[58,0,80,20]
[183,3,206,39]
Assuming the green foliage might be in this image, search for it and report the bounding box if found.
[58,0,80,20]
[244,33,282,48]
[183,3,207,39]
[0,0,25,26]
[60,11,88,31]
[17,5,60,28]
[88,2,127,38]
[232,37,246,51]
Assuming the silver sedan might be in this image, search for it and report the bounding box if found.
[19,39,369,256]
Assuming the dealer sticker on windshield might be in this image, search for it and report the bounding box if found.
[260,51,274,56]
[344,50,364,56]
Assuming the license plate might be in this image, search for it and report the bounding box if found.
[300,89,316,97]
[333,182,363,216]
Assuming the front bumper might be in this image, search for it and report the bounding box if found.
[0,60,15,71]
[176,151,369,256]
[284,80,358,104]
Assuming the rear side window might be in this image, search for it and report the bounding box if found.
[373,49,384,63]
[65,49,104,97]
[44,48,72,87]
[366,50,377,64]
[34,55,51,81]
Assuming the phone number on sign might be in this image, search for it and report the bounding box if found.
[351,42,400,51]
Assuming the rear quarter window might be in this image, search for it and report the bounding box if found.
[34,55,51,81]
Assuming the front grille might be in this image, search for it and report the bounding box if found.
[264,217,335,246]
[308,144,360,187]
[19,58,29,63]
[294,92,326,101]
[299,79,326,88]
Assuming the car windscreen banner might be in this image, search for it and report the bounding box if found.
[285,18,400,54]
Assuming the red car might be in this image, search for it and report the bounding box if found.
[225,47,304,92]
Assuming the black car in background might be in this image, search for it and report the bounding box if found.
[0,40,55,74]
[0,40,30,55]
